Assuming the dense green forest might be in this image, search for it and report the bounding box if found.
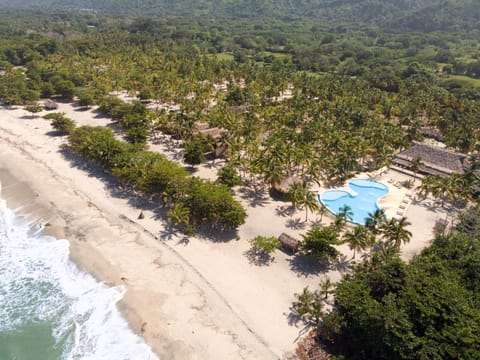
[1,0,479,32]
[0,2,479,357]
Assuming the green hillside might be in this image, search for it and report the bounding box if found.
[0,0,478,31]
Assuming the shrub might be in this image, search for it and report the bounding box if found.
[184,135,208,166]
[249,235,280,254]
[125,125,148,144]
[67,126,247,232]
[300,226,340,263]
[183,177,247,231]
[51,115,76,135]
[78,92,94,108]
[68,126,127,169]
[43,112,65,120]
[217,165,242,187]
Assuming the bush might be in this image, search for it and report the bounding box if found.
[55,80,75,100]
[68,126,128,169]
[217,165,242,187]
[97,96,125,117]
[51,116,76,135]
[125,125,148,144]
[43,112,65,120]
[182,177,247,231]
[300,226,340,263]
[249,235,280,254]
[78,92,94,108]
[184,135,208,166]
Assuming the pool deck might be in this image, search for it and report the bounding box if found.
[315,168,456,261]
[318,172,410,222]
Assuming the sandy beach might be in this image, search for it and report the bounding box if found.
[0,102,451,359]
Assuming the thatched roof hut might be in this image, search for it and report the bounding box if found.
[199,127,222,139]
[194,121,210,132]
[278,233,299,254]
[195,122,223,140]
[194,122,227,158]
[228,104,250,114]
[394,141,468,177]
[273,176,303,194]
[419,127,444,142]
[44,99,58,110]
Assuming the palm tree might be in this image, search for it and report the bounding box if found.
[317,203,328,223]
[416,175,442,200]
[288,181,320,221]
[167,203,190,228]
[338,205,354,222]
[342,225,375,259]
[303,190,320,222]
[373,241,399,264]
[410,156,424,177]
[287,181,306,210]
[319,277,335,299]
[291,287,324,325]
[365,209,387,235]
[379,217,412,250]
[334,204,353,230]
[292,287,315,319]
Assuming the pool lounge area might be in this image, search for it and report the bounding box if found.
[319,179,389,225]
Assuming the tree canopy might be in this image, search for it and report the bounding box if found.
[318,206,480,360]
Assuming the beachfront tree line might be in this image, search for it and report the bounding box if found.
[292,205,480,360]
[67,125,247,233]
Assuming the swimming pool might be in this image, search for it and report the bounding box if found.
[319,179,389,225]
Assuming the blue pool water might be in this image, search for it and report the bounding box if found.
[319,179,389,224]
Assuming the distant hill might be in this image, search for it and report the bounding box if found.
[0,0,478,32]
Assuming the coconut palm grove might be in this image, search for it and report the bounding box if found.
[0,0,479,358]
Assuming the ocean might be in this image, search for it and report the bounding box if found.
[0,196,157,360]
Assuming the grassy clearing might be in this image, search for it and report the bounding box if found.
[207,53,234,61]
[445,74,480,87]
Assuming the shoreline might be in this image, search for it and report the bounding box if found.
[0,142,276,359]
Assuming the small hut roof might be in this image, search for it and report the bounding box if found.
[194,122,224,139]
[419,127,444,141]
[394,141,467,176]
[274,176,303,194]
[228,104,250,113]
[199,127,223,139]
[278,233,299,254]
[194,122,210,131]
[44,99,58,109]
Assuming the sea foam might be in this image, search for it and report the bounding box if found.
[0,193,158,360]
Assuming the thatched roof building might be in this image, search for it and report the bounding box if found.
[44,99,58,110]
[199,127,222,139]
[278,233,299,254]
[273,176,303,194]
[228,104,250,114]
[194,122,227,157]
[195,122,223,139]
[394,141,468,177]
[194,121,210,132]
[419,127,444,142]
